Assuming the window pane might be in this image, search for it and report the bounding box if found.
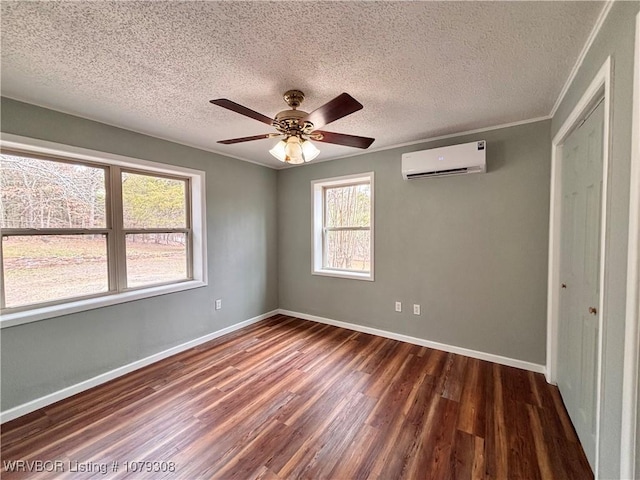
[325,183,370,228]
[325,229,370,272]
[122,172,187,229]
[0,154,106,229]
[2,235,109,308]
[126,233,187,288]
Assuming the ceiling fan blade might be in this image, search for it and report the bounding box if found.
[210,99,275,126]
[311,130,375,149]
[217,133,280,145]
[301,93,363,129]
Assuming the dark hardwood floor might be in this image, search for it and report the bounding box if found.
[1,315,593,479]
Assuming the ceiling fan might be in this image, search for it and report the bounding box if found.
[210,90,375,165]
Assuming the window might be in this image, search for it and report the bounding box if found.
[121,171,190,288]
[0,135,206,327]
[312,172,374,280]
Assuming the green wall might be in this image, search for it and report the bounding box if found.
[278,119,551,366]
[0,97,279,411]
[550,2,640,477]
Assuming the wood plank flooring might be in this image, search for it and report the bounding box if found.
[1,315,593,479]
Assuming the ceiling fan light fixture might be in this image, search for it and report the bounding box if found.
[269,136,318,164]
[284,136,304,164]
[301,139,320,162]
[269,139,287,162]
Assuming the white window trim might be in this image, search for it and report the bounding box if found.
[311,172,374,281]
[0,133,208,328]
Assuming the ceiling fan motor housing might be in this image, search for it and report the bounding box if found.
[274,109,314,137]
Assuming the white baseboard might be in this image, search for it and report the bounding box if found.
[278,309,546,375]
[0,309,279,424]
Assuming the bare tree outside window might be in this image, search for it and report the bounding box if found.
[1,154,106,229]
[324,183,371,272]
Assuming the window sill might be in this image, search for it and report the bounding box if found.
[312,269,374,281]
[0,280,207,329]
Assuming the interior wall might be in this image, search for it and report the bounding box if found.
[0,98,279,412]
[278,119,551,366]
[550,2,640,478]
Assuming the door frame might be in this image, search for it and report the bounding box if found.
[621,11,640,479]
[546,56,612,476]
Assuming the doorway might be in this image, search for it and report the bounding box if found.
[557,97,604,469]
[546,57,612,477]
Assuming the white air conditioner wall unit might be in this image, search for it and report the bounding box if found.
[401,140,486,180]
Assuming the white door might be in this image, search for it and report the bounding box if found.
[557,99,604,470]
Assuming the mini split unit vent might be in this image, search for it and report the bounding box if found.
[401,140,486,180]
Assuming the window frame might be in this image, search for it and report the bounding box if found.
[311,172,374,281]
[0,133,207,328]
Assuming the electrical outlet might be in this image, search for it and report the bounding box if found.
[215,299,222,310]
[413,304,421,315]
[395,301,402,312]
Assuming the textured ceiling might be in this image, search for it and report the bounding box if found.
[1,1,604,169]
